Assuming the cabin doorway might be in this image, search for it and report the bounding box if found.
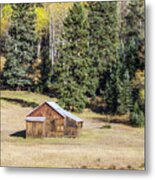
[26,121,44,138]
[50,119,57,132]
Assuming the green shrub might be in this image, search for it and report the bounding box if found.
[100,124,111,129]
[130,102,145,127]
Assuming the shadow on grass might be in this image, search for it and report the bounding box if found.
[90,116,130,125]
[1,97,38,108]
[10,130,26,139]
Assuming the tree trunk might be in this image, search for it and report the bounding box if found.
[49,14,55,76]
[37,38,41,58]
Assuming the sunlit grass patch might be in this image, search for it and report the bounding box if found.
[1,90,144,169]
[1,90,57,108]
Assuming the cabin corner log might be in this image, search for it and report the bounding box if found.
[25,101,83,138]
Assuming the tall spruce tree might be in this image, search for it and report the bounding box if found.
[40,32,52,93]
[130,101,144,127]
[87,1,119,94]
[54,3,95,112]
[124,0,145,79]
[104,62,120,114]
[104,0,144,116]
[3,4,37,89]
[124,0,145,126]
[104,46,132,114]
[117,70,132,114]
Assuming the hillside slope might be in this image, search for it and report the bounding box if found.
[1,90,144,169]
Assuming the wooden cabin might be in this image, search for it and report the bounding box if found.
[25,101,83,138]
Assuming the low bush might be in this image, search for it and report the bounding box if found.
[100,124,111,129]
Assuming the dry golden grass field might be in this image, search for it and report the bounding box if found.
[1,91,145,170]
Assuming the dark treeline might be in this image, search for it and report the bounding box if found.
[0,1,145,126]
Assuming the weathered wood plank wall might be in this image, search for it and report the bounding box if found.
[26,102,83,138]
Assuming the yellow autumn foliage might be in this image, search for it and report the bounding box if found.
[35,7,49,36]
[139,89,144,102]
[46,2,73,21]
[31,58,42,84]
[132,69,144,89]
[1,5,12,36]
[132,70,145,105]
[0,56,6,73]
[35,2,73,41]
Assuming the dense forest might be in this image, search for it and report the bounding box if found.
[0,1,145,126]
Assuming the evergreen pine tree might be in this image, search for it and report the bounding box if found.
[104,63,120,114]
[104,46,132,115]
[87,1,119,94]
[130,101,144,127]
[124,0,145,79]
[124,0,145,126]
[54,3,95,112]
[40,33,52,93]
[117,70,132,114]
[3,4,37,89]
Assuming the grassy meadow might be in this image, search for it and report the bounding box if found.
[1,90,144,169]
